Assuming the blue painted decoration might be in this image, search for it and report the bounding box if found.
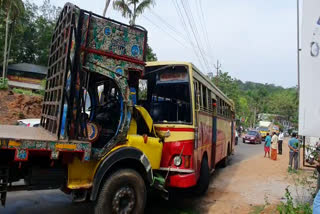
[115,67,123,75]
[131,45,140,57]
[104,27,111,36]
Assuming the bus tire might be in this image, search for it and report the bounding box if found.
[221,145,230,168]
[95,169,146,214]
[221,155,228,168]
[194,158,209,195]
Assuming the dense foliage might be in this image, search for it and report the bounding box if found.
[0,0,157,66]
[0,0,59,67]
[213,71,298,128]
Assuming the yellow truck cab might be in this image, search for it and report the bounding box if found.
[259,126,269,139]
[0,4,164,213]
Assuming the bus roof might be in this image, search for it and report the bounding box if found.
[146,61,234,109]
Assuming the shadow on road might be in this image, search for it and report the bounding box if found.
[0,140,263,214]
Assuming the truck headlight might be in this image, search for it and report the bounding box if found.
[173,156,182,167]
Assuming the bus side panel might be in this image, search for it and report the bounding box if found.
[196,112,213,171]
[215,117,232,165]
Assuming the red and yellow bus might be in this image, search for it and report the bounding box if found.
[143,61,235,193]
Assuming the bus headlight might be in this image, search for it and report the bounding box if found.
[173,156,182,167]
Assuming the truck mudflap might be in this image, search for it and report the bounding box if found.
[0,125,91,162]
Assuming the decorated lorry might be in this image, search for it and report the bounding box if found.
[0,3,164,213]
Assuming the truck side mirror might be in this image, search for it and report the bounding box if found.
[164,130,171,138]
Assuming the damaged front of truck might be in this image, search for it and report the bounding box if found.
[0,3,164,213]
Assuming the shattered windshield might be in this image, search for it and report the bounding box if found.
[144,65,192,124]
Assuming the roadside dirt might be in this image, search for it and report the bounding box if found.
[199,139,315,214]
[0,90,42,125]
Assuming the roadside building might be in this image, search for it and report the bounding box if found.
[2,63,47,90]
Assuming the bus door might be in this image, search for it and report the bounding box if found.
[211,96,217,168]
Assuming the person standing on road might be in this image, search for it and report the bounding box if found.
[271,132,278,160]
[264,133,271,158]
[278,131,284,155]
[288,133,299,171]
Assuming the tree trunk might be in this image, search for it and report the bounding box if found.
[253,107,256,128]
[2,3,11,80]
[102,0,111,17]
[131,2,137,25]
[6,23,13,75]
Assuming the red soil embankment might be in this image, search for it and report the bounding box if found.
[0,90,42,125]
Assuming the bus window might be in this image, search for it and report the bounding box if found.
[202,85,207,109]
[194,81,200,110]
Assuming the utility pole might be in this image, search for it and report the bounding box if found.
[297,0,300,92]
[214,60,221,86]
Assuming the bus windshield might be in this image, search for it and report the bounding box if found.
[144,65,192,124]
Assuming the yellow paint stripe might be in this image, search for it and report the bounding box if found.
[8,141,21,147]
[56,144,76,150]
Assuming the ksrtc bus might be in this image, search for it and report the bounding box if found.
[143,61,236,193]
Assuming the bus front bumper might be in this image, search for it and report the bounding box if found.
[167,173,197,188]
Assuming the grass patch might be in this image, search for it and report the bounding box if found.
[277,187,312,214]
[0,78,8,90]
[12,88,42,96]
[250,205,265,214]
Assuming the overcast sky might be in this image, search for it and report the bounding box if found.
[32,0,299,88]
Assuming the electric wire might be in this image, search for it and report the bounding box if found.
[179,0,211,72]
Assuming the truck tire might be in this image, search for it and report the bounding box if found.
[95,169,147,214]
[194,158,209,195]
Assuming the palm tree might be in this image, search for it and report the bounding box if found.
[113,0,155,25]
[1,0,24,80]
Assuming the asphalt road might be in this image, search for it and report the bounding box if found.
[0,138,263,214]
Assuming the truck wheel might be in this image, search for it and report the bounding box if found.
[194,158,209,195]
[95,169,146,214]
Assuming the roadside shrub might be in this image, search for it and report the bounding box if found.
[13,88,42,96]
[39,79,46,96]
[277,187,312,214]
[0,78,8,90]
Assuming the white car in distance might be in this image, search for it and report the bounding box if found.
[17,118,41,127]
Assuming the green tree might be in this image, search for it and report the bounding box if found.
[146,45,157,61]
[213,70,240,112]
[1,0,24,79]
[268,88,298,123]
[113,0,155,25]
[10,0,60,65]
[213,70,298,128]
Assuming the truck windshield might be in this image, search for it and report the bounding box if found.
[144,65,191,124]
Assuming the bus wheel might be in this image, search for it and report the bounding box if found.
[194,158,209,195]
[95,169,146,214]
[221,146,230,168]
